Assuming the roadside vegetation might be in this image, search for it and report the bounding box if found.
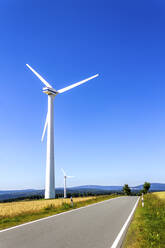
[123,192,165,248]
[0,194,119,230]
[140,182,151,194]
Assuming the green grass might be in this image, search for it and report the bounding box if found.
[0,194,120,230]
[123,193,165,248]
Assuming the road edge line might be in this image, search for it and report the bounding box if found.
[110,196,140,248]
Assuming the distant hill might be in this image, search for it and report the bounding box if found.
[132,183,165,191]
[70,185,123,191]
[0,183,165,201]
[0,189,36,195]
[0,189,44,201]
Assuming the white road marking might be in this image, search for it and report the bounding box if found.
[0,196,123,233]
[110,197,140,248]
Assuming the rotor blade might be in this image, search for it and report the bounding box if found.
[26,64,53,88]
[67,176,74,178]
[61,168,66,176]
[41,113,48,142]
[57,74,99,94]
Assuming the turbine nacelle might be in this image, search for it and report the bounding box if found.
[61,168,74,179]
[43,87,59,96]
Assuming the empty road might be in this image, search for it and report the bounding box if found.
[0,196,138,248]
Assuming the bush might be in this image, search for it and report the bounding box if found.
[44,204,55,211]
[61,203,72,210]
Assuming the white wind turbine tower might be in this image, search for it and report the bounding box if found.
[61,168,74,198]
[26,64,99,199]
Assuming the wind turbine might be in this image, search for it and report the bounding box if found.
[26,64,99,199]
[61,168,74,198]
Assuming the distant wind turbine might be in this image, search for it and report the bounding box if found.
[26,64,99,199]
[61,168,74,198]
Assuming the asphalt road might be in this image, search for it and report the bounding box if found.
[0,196,138,248]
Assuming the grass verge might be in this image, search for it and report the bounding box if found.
[0,194,119,230]
[123,193,165,248]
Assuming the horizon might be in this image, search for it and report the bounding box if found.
[1,182,165,191]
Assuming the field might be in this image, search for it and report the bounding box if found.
[153,191,165,199]
[0,194,119,230]
[123,192,165,248]
[0,196,95,218]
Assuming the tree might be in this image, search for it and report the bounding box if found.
[143,182,151,194]
[123,184,131,195]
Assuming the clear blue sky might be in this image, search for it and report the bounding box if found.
[1,0,165,190]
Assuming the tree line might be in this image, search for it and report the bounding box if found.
[123,182,151,196]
